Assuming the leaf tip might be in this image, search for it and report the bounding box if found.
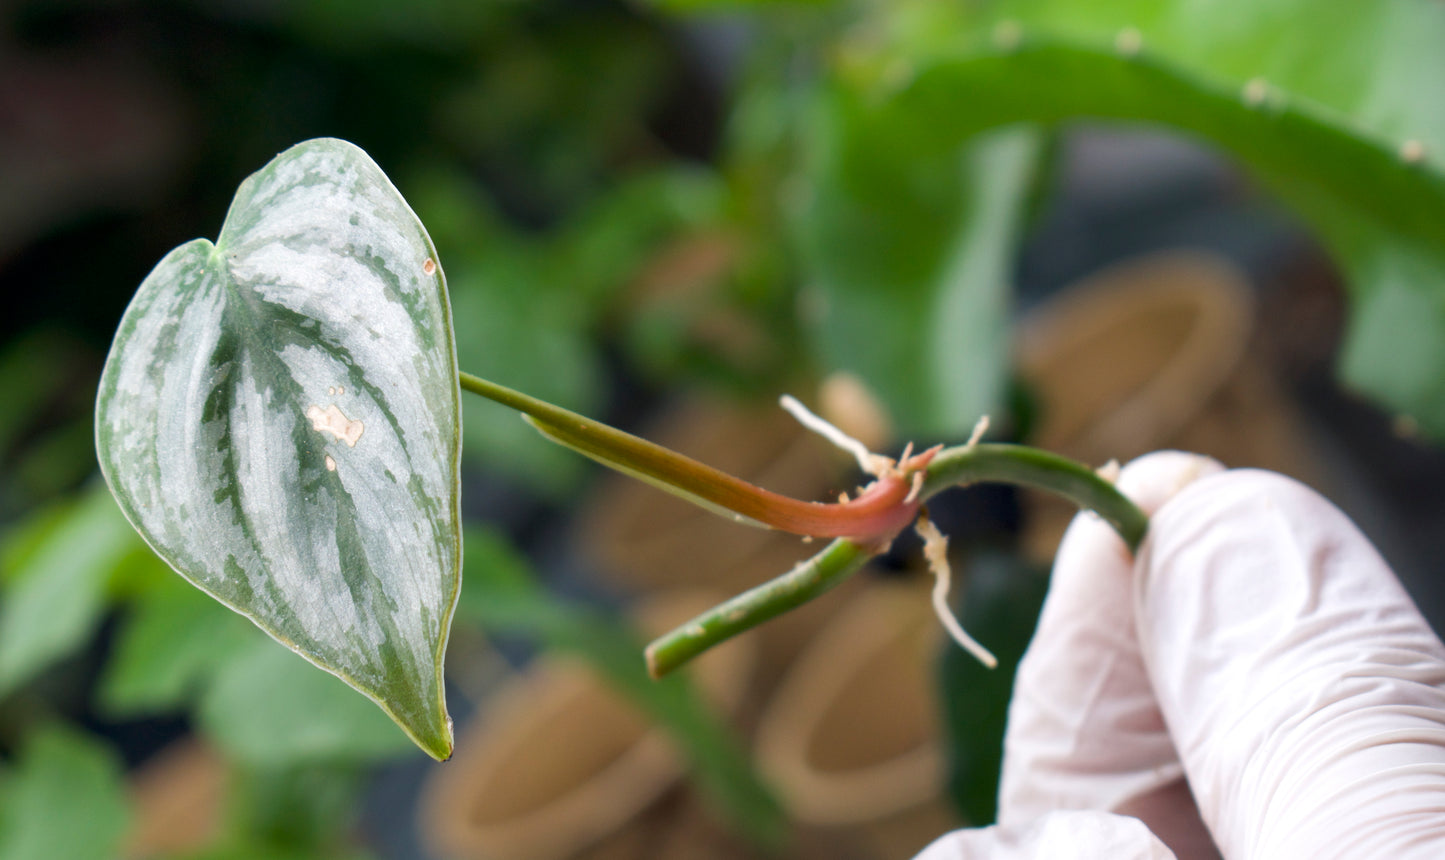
[410,711,455,762]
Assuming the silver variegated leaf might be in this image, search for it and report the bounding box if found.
[95,138,461,760]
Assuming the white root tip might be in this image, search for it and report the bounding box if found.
[966,415,990,448]
[916,516,998,669]
[904,471,925,505]
[1096,459,1122,483]
[780,393,888,476]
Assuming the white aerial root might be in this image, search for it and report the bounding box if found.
[1096,458,1122,484]
[916,514,998,669]
[965,414,990,448]
[904,471,925,505]
[781,393,997,668]
[780,394,893,476]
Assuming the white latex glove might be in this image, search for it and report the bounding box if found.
[916,452,1445,859]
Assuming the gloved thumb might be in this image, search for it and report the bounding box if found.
[1136,470,1445,859]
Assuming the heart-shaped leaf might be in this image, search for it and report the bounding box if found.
[95,138,462,760]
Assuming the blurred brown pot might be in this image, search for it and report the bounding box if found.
[576,396,844,596]
[124,740,227,859]
[573,392,879,697]
[420,590,757,860]
[1016,251,1316,558]
[755,580,958,860]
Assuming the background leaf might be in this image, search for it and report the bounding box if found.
[802,122,1042,436]
[98,575,258,717]
[412,165,725,495]
[0,331,99,516]
[803,0,1445,434]
[937,552,1050,825]
[200,639,421,766]
[0,485,141,698]
[209,763,374,860]
[0,727,130,860]
[455,526,786,847]
[94,138,463,760]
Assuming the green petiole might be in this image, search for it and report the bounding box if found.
[458,370,1148,678]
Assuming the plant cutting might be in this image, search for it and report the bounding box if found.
[94,137,1148,767]
[0,3,1429,858]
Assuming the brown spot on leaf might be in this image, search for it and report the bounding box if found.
[306,403,365,447]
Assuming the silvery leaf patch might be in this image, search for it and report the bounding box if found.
[95,138,461,760]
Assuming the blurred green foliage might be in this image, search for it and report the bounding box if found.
[937,552,1050,825]
[803,124,1041,435]
[412,162,727,494]
[0,727,129,860]
[198,644,425,768]
[0,486,146,700]
[810,0,1445,436]
[98,576,256,719]
[457,526,785,845]
[3,0,1444,856]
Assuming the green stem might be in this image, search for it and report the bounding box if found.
[919,443,1148,552]
[644,442,1148,677]
[644,539,872,678]
[458,371,576,424]
[458,371,1150,678]
[460,371,924,541]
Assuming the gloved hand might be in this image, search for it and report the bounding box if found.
[916,452,1445,859]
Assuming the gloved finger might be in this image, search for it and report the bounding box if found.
[914,810,1176,859]
[1135,469,1445,859]
[998,452,1224,859]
